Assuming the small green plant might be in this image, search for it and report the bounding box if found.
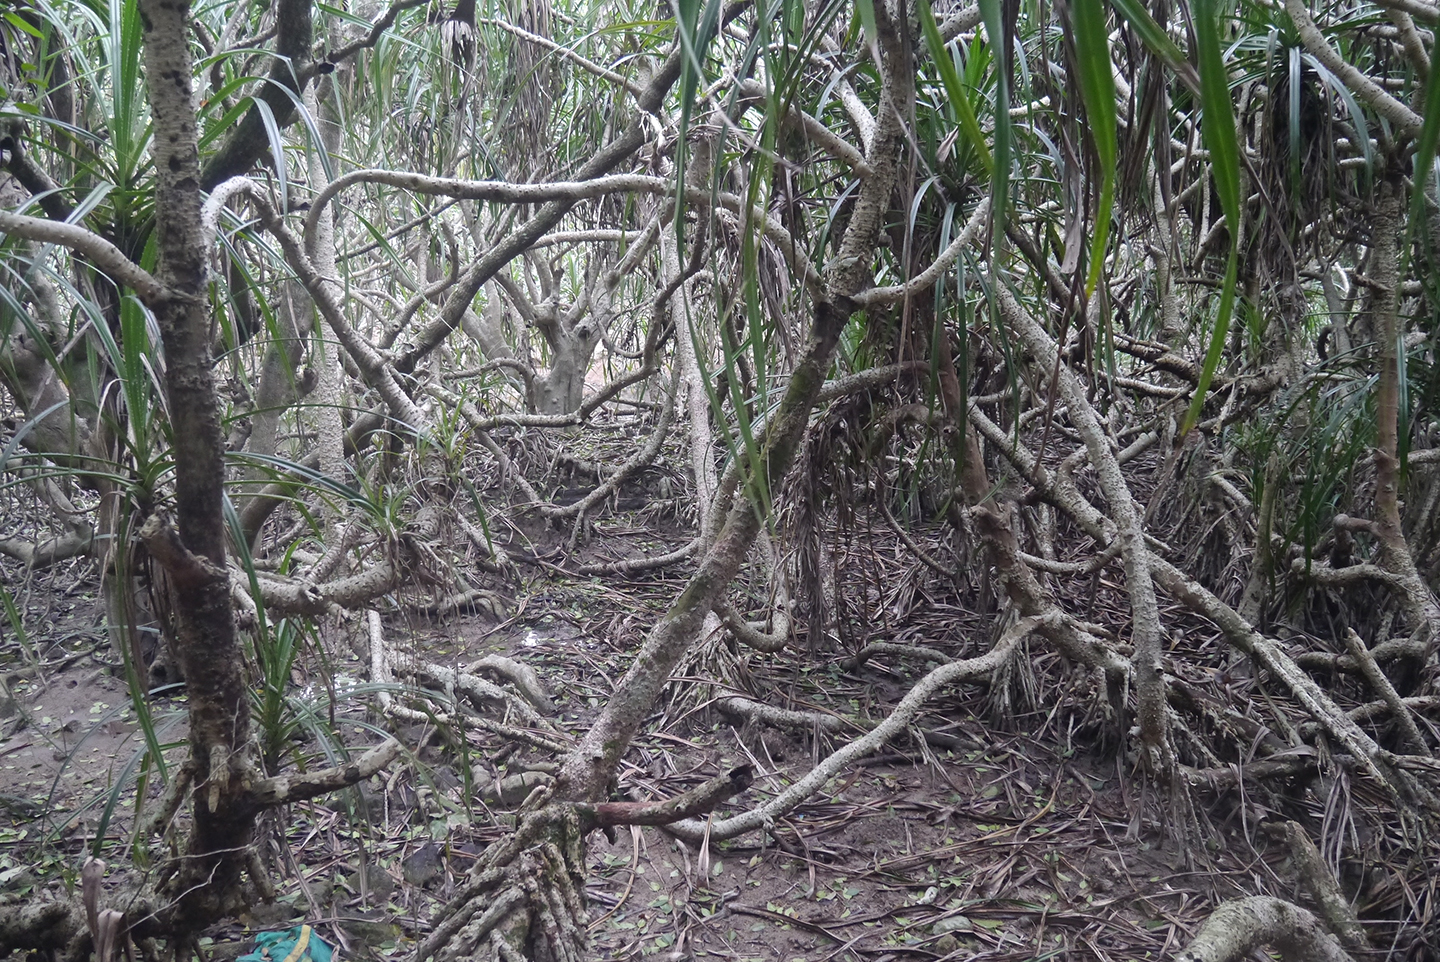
[0,583,43,678]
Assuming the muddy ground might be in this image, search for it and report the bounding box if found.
[0,508,1355,962]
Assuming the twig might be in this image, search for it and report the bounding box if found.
[249,737,404,807]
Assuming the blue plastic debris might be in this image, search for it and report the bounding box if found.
[238,925,335,962]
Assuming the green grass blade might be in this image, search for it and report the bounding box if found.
[0,584,43,675]
[1410,36,1440,205]
[0,400,69,473]
[1393,17,1440,473]
[1304,56,1372,182]
[672,0,722,239]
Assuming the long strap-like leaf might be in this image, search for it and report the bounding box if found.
[979,0,1011,254]
[1181,0,1241,436]
[1071,0,1116,295]
[919,0,994,177]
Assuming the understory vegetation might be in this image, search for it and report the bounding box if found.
[2,0,1440,958]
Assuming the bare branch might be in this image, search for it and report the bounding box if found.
[1371,0,1440,27]
[585,766,754,827]
[139,512,225,591]
[853,198,991,306]
[1277,821,1369,952]
[669,614,1057,842]
[735,79,872,176]
[329,0,430,63]
[1345,628,1432,756]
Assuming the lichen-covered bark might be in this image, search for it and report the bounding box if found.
[1368,177,1440,665]
[138,0,254,926]
[1176,897,1355,962]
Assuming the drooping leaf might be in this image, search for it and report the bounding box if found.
[1106,0,1198,92]
[854,0,877,50]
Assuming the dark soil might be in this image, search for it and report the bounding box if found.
[0,464,1427,962]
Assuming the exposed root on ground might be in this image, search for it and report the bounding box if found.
[1176,896,1356,962]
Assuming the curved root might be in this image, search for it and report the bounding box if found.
[1176,896,1355,962]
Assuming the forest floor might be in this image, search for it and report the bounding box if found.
[0,519,1310,962]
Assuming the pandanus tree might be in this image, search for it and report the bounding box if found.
[1,0,1440,959]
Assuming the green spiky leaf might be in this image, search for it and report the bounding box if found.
[919,0,993,177]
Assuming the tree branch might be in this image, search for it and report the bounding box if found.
[0,210,164,305]
[248,737,404,807]
[1285,0,1424,140]
[585,766,754,827]
[199,0,314,188]
[853,198,990,306]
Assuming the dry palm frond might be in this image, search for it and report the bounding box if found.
[498,0,558,178]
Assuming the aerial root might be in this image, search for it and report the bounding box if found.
[438,886,525,961]
[423,806,590,962]
[427,850,587,962]
[716,696,845,732]
[839,641,949,671]
[666,614,1054,844]
[1273,821,1369,952]
[368,610,563,747]
[467,653,556,714]
[568,537,698,576]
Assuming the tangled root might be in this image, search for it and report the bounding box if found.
[421,805,589,962]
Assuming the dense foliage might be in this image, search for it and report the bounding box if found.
[2,0,1439,958]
